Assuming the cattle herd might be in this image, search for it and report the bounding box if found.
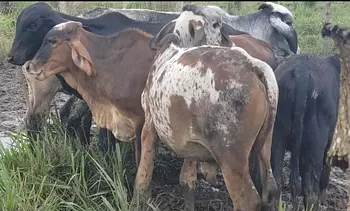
[4,1,349,211]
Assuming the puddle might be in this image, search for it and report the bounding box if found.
[0,135,13,149]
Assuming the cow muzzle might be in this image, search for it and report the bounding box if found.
[23,61,47,81]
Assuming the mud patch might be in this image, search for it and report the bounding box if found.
[0,60,348,210]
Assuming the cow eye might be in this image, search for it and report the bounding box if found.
[27,17,42,31]
[213,22,220,29]
[27,22,38,31]
[286,21,292,26]
[46,38,56,44]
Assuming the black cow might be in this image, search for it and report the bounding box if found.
[7,2,176,158]
[271,54,340,210]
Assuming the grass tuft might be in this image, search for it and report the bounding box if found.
[0,114,151,211]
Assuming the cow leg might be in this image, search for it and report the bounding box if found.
[59,96,92,146]
[133,119,158,208]
[204,132,262,211]
[217,150,262,211]
[258,128,278,211]
[250,109,278,210]
[199,161,217,182]
[319,160,331,196]
[179,159,197,211]
[300,126,328,211]
[270,127,287,200]
[98,128,117,153]
[133,117,145,168]
[76,107,92,146]
[319,125,336,194]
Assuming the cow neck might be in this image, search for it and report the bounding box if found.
[67,29,131,103]
[63,32,140,141]
[227,11,260,30]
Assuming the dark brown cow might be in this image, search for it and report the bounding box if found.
[24,21,156,167]
[229,34,278,70]
[137,32,279,211]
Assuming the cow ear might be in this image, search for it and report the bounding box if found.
[158,33,180,49]
[82,24,92,32]
[149,20,176,50]
[220,23,233,47]
[69,39,96,77]
[258,3,273,12]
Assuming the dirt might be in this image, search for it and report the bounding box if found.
[0,60,348,211]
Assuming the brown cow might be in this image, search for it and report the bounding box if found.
[229,34,278,70]
[137,31,279,210]
[23,21,157,168]
[148,10,279,209]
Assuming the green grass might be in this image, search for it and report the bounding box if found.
[0,1,345,210]
[0,115,162,211]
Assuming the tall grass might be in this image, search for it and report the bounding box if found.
[0,116,161,211]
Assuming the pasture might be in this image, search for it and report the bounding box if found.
[0,1,349,211]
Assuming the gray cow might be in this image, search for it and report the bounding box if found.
[183,2,299,63]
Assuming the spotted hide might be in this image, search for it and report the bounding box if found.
[135,34,279,211]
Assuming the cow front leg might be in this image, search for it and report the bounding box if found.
[180,159,197,211]
[133,117,145,168]
[132,120,158,209]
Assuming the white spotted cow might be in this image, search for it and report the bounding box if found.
[135,16,279,210]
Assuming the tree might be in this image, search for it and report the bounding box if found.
[322,22,350,211]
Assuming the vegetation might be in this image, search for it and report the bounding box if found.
[0,1,348,210]
[0,116,147,211]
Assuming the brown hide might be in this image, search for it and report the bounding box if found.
[229,34,278,70]
[65,29,155,142]
[135,44,279,211]
[28,25,156,144]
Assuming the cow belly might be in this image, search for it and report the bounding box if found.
[158,132,214,162]
[91,103,135,142]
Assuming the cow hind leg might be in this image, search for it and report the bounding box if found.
[218,150,262,211]
[319,126,335,194]
[251,110,278,210]
[300,130,328,211]
[270,127,288,201]
[179,159,197,211]
[204,132,262,211]
[259,131,278,211]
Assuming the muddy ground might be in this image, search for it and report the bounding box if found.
[0,60,348,211]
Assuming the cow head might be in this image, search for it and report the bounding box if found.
[24,21,96,81]
[258,2,298,54]
[149,10,233,49]
[322,23,350,46]
[8,3,62,66]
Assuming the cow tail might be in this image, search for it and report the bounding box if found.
[290,65,310,197]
